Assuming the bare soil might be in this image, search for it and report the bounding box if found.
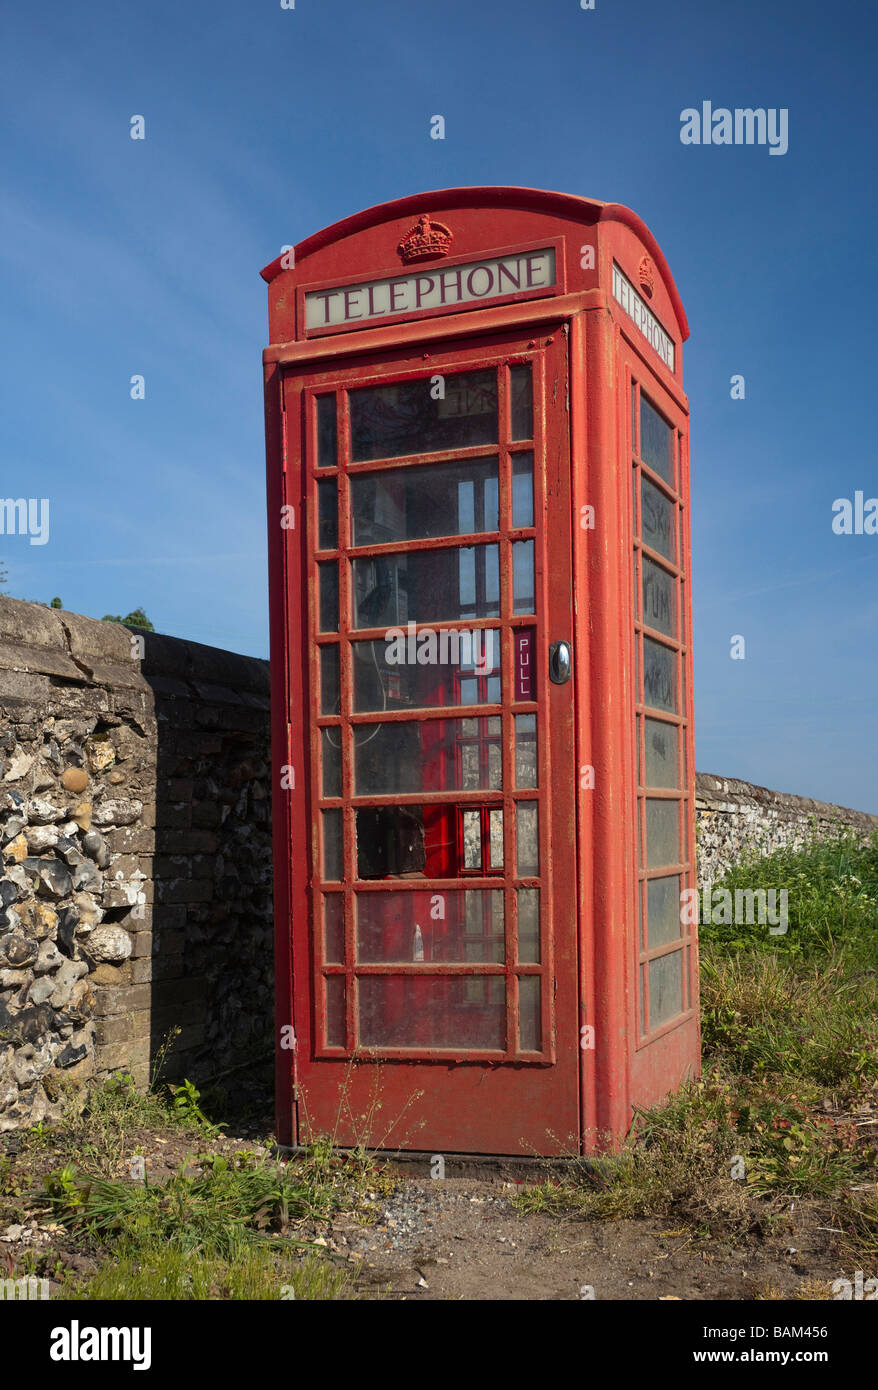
[306,1174,850,1301]
[0,1117,863,1300]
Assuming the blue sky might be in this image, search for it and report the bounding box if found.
[1,0,875,810]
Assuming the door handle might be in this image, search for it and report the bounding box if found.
[548,640,572,684]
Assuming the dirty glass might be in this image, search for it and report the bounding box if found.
[645,798,680,868]
[316,395,337,469]
[642,557,676,638]
[641,477,675,561]
[647,874,682,948]
[355,889,504,963]
[323,895,344,963]
[518,976,541,1051]
[643,637,676,713]
[321,809,343,881]
[352,633,500,712]
[640,396,673,484]
[517,888,540,963]
[317,480,338,550]
[350,370,497,461]
[649,950,683,1027]
[358,975,505,1049]
[318,563,339,633]
[321,728,342,798]
[351,544,500,628]
[644,718,679,788]
[512,453,534,528]
[512,540,535,614]
[352,458,499,545]
[320,644,340,716]
[354,715,502,795]
[510,365,533,441]
[325,976,345,1046]
[516,803,539,877]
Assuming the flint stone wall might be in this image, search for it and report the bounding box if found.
[1,595,875,1132]
[695,772,877,887]
[0,598,271,1132]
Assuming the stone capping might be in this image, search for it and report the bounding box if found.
[0,597,270,701]
[0,597,140,689]
[140,632,270,702]
[695,771,878,831]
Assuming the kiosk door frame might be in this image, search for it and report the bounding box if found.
[278,321,581,1155]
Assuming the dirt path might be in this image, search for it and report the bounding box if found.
[312,1175,844,1300]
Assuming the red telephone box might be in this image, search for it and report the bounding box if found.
[261,187,699,1156]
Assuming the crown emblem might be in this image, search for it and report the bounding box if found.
[638,255,655,299]
[397,214,453,264]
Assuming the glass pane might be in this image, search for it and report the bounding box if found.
[352,458,499,545]
[320,645,340,715]
[321,728,342,798]
[640,396,673,484]
[353,632,500,711]
[641,477,675,561]
[355,805,429,879]
[648,875,682,948]
[519,976,541,1051]
[516,803,539,877]
[643,637,676,712]
[634,632,640,704]
[517,887,540,963]
[512,453,534,528]
[644,718,679,788]
[513,540,535,614]
[352,545,500,628]
[325,975,345,1046]
[358,975,505,1049]
[642,557,676,638]
[317,396,337,469]
[324,895,345,963]
[356,889,504,963]
[646,798,680,868]
[322,809,343,881]
[649,951,683,1027]
[317,480,338,550]
[510,365,533,440]
[462,809,482,870]
[355,715,502,794]
[350,370,497,461]
[318,563,339,633]
[488,808,504,869]
[515,713,537,788]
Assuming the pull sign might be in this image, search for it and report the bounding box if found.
[549,641,572,684]
[514,629,534,700]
